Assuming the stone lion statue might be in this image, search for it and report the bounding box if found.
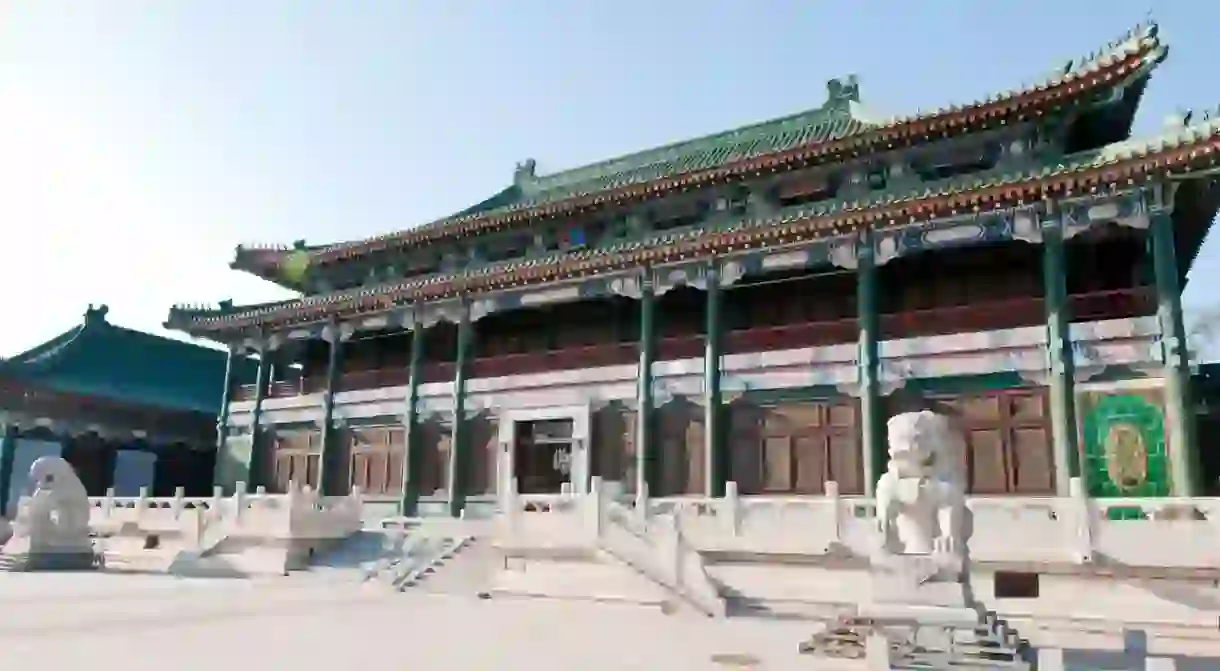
[874,411,966,559]
[10,456,92,554]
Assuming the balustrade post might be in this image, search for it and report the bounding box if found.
[856,231,883,497]
[722,480,741,537]
[635,274,656,509]
[0,424,16,517]
[317,320,346,496]
[1067,477,1094,563]
[399,317,426,517]
[505,477,521,535]
[136,486,149,526]
[246,348,272,492]
[825,480,843,546]
[446,307,475,518]
[1150,209,1198,496]
[233,483,246,524]
[703,264,727,497]
[1043,210,1081,496]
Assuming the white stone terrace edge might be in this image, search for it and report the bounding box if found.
[497,477,1220,571]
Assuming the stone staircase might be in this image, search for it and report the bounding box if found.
[316,527,490,597]
[399,536,492,594]
[387,536,484,593]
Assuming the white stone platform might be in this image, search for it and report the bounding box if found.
[0,572,817,671]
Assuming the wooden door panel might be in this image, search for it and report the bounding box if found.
[1011,427,1053,493]
[793,435,827,495]
[685,418,705,496]
[967,429,1008,494]
[960,395,1002,423]
[728,402,764,494]
[419,421,450,496]
[464,416,498,496]
[919,389,1053,495]
[1011,394,1046,421]
[761,436,792,492]
[591,405,630,483]
[658,404,699,496]
[827,433,863,495]
[659,434,687,496]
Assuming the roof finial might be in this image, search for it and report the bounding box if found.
[514,158,538,188]
[84,304,110,325]
[824,75,860,109]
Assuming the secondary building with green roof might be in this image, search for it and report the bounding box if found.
[0,305,257,515]
[165,22,1219,519]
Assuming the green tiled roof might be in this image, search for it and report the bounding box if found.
[467,81,871,218]
[2,305,258,414]
[168,106,1220,337]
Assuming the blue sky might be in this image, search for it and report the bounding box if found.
[1,1,1218,356]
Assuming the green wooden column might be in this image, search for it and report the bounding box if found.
[0,424,17,517]
[1042,214,1081,496]
[399,318,426,516]
[211,345,236,493]
[317,321,344,495]
[446,309,474,517]
[215,346,237,458]
[857,232,883,497]
[635,275,657,505]
[1150,210,1198,496]
[703,265,726,497]
[246,349,272,492]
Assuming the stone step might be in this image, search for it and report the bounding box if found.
[0,551,99,572]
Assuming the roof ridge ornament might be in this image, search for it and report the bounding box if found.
[824,75,861,110]
[83,304,109,326]
[514,158,538,190]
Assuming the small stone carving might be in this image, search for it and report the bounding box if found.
[0,456,97,571]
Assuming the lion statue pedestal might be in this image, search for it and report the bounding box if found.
[0,456,98,571]
[800,412,1033,669]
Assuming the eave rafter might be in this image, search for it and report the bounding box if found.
[168,111,1220,338]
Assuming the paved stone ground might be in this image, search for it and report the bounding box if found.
[0,572,824,671]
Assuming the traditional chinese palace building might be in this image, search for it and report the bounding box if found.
[167,23,1220,519]
[0,305,256,514]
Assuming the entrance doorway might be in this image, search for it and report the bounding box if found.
[513,419,575,494]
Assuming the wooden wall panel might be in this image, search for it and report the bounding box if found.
[909,388,1054,495]
[418,419,450,497]
[464,414,499,496]
[729,399,862,496]
[656,401,704,496]
[591,403,635,487]
[347,425,405,497]
[728,401,765,494]
[270,430,321,494]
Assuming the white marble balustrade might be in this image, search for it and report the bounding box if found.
[496,478,1220,570]
[87,482,364,544]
